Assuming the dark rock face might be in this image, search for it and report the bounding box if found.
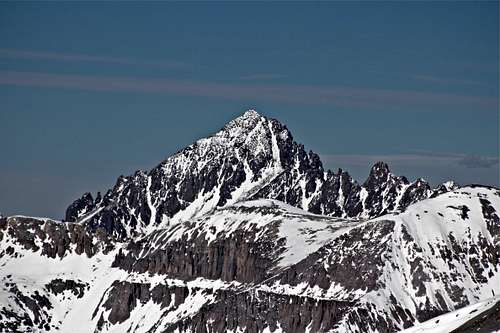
[95,281,190,326]
[65,192,96,222]
[480,198,500,243]
[431,181,459,198]
[275,220,396,294]
[66,111,448,239]
[175,288,354,333]
[0,216,114,259]
[46,279,88,298]
[112,225,280,283]
[398,178,432,210]
[0,284,53,332]
[94,280,355,333]
[308,169,355,216]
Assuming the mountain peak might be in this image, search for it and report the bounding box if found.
[64,111,459,238]
[219,109,267,138]
[365,161,390,187]
[241,109,261,118]
[229,109,264,125]
[371,161,390,173]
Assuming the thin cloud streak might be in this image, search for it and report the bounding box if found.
[413,74,483,86]
[239,73,286,81]
[0,71,497,110]
[321,153,499,169]
[458,155,500,168]
[0,48,187,69]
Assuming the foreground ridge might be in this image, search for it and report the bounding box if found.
[0,186,499,332]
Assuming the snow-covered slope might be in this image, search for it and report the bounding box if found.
[65,110,454,239]
[1,185,499,332]
[401,296,500,333]
[111,199,358,283]
[0,201,355,332]
[226,185,499,332]
[0,216,117,332]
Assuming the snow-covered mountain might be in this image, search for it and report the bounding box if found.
[1,186,499,332]
[65,110,454,239]
[1,110,499,333]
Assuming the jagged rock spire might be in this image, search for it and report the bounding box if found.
[364,161,391,189]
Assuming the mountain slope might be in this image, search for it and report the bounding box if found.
[65,110,452,239]
[401,296,500,333]
[262,185,500,332]
[1,186,499,332]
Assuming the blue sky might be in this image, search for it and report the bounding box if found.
[0,2,498,218]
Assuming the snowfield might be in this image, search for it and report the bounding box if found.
[401,296,500,333]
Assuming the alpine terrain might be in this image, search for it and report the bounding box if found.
[1,110,499,333]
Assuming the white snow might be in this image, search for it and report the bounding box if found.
[146,198,357,268]
[401,296,500,333]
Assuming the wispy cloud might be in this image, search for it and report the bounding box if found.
[457,155,499,168]
[413,74,483,86]
[0,71,497,111]
[321,152,500,169]
[239,73,286,81]
[0,48,187,69]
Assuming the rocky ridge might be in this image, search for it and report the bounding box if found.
[65,110,456,240]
